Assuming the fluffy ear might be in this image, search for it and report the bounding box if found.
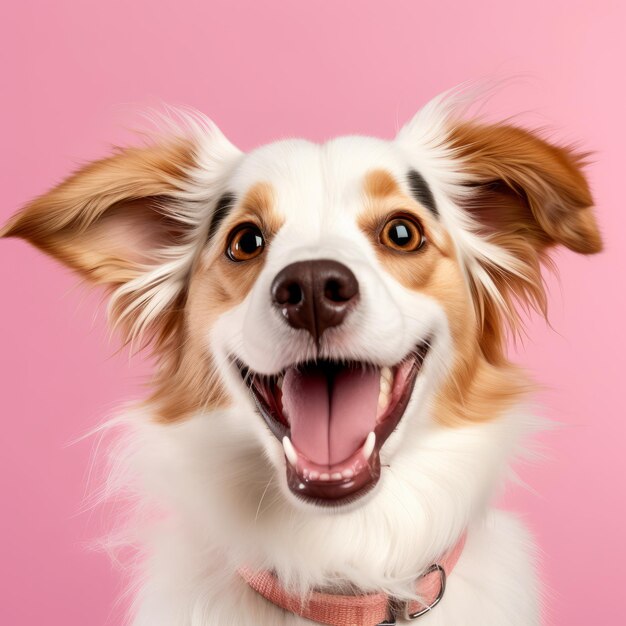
[443,121,603,359]
[448,122,602,255]
[1,125,240,348]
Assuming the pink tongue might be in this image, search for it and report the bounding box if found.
[282,365,380,465]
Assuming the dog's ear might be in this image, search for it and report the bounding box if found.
[401,109,603,359]
[447,122,602,256]
[1,128,241,347]
[441,121,603,359]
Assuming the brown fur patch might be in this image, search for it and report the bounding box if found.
[359,169,463,329]
[404,251,527,427]
[239,181,280,221]
[151,181,283,422]
[434,359,532,427]
[363,169,401,199]
[197,181,282,316]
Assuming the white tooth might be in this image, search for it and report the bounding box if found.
[378,388,389,409]
[331,472,342,481]
[309,471,319,481]
[277,376,283,389]
[342,468,354,479]
[363,432,376,460]
[320,473,330,481]
[282,436,298,467]
[381,366,393,384]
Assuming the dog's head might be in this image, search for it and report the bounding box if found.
[2,99,602,511]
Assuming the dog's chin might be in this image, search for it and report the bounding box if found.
[236,341,430,508]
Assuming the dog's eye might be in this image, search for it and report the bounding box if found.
[379,215,426,252]
[226,223,265,262]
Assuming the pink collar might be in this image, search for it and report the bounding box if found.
[239,533,466,625]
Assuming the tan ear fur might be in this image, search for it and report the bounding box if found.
[0,140,206,352]
[1,140,196,282]
[447,122,603,362]
[449,122,602,254]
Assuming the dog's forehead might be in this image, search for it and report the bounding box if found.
[228,136,411,225]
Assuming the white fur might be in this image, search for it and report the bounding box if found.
[101,404,540,625]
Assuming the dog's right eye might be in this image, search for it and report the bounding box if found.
[226,223,265,262]
[379,214,426,252]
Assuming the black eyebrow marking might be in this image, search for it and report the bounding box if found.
[407,170,438,217]
[207,192,236,242]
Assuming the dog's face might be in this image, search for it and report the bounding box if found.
[2,99,602,512]
[191,137,470,506]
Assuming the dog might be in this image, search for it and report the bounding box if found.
[1,92,602,625]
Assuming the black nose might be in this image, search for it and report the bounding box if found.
[271,260,359,342]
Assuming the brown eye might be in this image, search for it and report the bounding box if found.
[226,223,265,261]
[379,215,426,252]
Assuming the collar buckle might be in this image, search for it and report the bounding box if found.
[403,563,447,620]
[378,562,446,625]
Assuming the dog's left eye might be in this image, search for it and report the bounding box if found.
[379,214,426,252]
[226,223,265,262]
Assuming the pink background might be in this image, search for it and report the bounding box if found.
[1,1,624,624]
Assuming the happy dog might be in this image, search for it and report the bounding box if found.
[1,92,602,625]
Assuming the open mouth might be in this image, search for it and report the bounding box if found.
[237,343,430,506]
